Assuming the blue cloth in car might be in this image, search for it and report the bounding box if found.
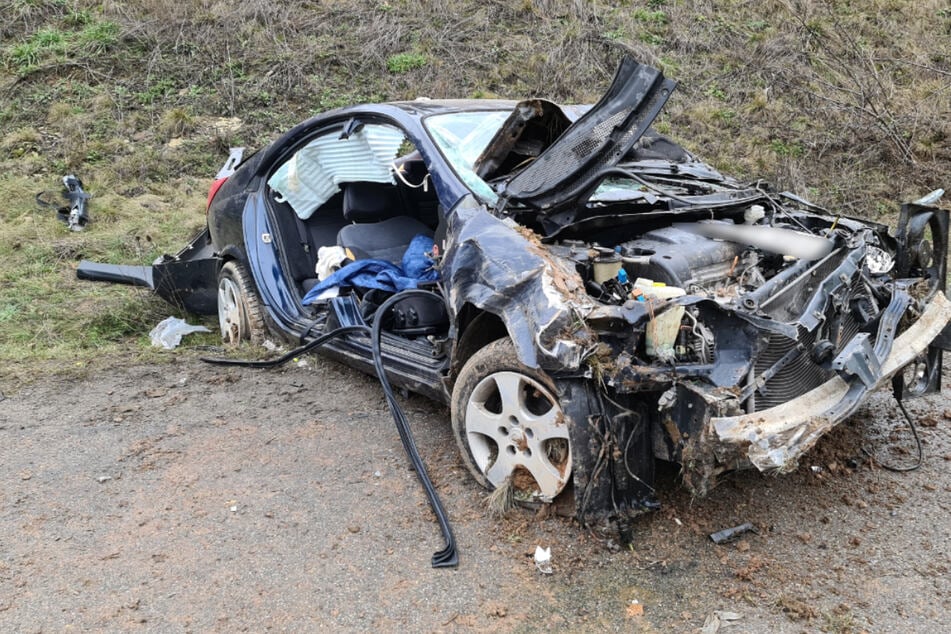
[302,234,438,304]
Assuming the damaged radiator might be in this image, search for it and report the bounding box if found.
[751,264,871,411]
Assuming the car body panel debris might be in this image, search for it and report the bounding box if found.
[77,56,951,532]
[36,174,91,231]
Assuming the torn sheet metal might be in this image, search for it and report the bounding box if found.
[442,196,594,372]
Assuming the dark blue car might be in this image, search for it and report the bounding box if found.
[79,58,951,525]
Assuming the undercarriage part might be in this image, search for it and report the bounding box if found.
[202,290,459,569]
[567,386,658,528]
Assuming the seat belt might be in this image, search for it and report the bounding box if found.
[292,209,312,257]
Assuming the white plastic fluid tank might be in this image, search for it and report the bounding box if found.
[634,278,686,360]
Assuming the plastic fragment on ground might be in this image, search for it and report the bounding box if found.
[533,545,552,574]
[709,522,755,544]
[149,316,211,349]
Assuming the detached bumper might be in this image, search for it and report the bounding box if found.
[77,228,219,315]
[708,291,951,475]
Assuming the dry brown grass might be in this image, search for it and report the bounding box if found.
[3,0,946,216]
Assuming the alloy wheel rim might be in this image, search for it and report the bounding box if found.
[464,371,571,501]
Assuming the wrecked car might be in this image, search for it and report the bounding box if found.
[79,57,951,529]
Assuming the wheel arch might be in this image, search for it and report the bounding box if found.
[216,244,249,269]
[450,304,508,382]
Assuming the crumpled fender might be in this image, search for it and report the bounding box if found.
[441,196,594,372]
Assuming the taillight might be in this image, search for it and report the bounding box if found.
[206,177,228,212]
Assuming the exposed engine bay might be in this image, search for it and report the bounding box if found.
[549,204,890,369]
[521,188,949,503]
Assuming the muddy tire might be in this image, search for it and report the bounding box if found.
[217,260,267,345]
[451,338,572,503]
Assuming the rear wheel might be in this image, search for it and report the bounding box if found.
[451,338,572,503]
[217,260,266,344]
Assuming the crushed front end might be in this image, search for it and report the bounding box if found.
[566,197,951,522]
[439,57,949,530]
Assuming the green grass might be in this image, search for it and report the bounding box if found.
[386,52,428,73]
[3,16,118,73]
[0,173,213,383]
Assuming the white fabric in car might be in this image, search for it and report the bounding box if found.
[267,125,405,219]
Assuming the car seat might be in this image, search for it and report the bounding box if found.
[337,182,433,263]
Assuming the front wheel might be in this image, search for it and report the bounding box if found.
[217,260,266,344]
[451,338,572,503]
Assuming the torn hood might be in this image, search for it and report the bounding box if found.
[484,57,676,216]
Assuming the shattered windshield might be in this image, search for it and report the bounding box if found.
[424,111,511,204]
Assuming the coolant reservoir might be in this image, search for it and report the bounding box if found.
[592,252,622,283]
[634,278,686,361]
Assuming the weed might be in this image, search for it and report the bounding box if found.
[713,109,736,123]
[77,21,119,54]
[632,9,668,26]
[820,603,859,633]
[159,107,196,139]
[64,8,92,27]
[706,85,727,101]
[769,139,804,158]
[136,79,176,106]
[7,33,56,70]
[387,52,427,73]
[1,127,42,158]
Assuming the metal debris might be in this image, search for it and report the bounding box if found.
[36,174,91,231]
[709,522,755,544]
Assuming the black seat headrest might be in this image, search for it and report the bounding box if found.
[342,182,404,223]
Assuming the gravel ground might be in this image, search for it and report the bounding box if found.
[1,352,949,632]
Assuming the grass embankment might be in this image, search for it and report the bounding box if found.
[1,0,948,384]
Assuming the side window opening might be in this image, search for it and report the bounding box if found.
[264,124,440,293]
[267,124,407,220]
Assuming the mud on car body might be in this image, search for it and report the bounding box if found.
[79,57,951,530]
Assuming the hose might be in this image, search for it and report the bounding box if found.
[202,289,458,568]
[370,290,458,567]
[861,388,923,473]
